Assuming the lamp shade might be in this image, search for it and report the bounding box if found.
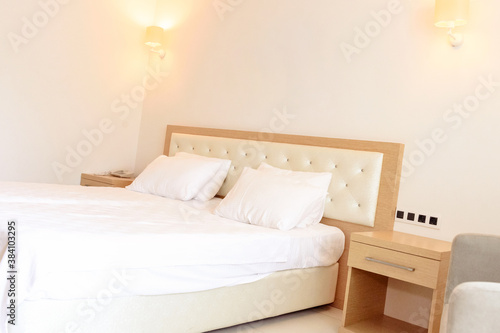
[435,0,469,28]
[145,26,164,47]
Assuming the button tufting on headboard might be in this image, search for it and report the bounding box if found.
[169,133,384,227]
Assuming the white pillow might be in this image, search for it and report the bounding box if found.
[258,164,332,228]
[215,165,332,231]
[174,152,231,201]
[258,163,332,190]
[126,154,230,201]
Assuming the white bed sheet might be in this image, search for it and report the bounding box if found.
[0,182,344,331]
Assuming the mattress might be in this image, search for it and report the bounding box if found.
[0,182,344,330]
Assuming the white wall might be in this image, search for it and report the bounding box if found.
[137,0,500,240]
[135,0,500,325]
[0,0,157,185]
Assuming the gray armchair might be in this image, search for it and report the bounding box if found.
[441,234,500,333]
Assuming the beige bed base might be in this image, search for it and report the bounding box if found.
[10,126,403,333]
[13,264,338,333]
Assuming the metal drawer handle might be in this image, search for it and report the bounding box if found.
[365,257,415,272]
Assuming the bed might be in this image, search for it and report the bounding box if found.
[0,125,404,333]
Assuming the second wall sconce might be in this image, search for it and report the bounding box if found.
[435,0,469,47]
[145,26,166,59]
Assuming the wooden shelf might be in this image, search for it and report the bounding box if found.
[341,315,427,333]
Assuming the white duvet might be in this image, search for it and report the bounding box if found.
[0,182,344,332]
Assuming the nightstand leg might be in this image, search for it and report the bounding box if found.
[429,254,449,333]
[428,288,445,333]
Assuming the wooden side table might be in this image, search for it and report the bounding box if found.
[80,173,135,188]
[340,231,451,333]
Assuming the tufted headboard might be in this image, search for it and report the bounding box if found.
[164,125,404,308]
[168,133,384,227]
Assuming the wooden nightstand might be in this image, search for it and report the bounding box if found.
[340,231,451,333]
[80,173,135,188]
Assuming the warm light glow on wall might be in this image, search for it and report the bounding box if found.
[124,3,157,27]
[154,0,196,31]
[157,20,175,30]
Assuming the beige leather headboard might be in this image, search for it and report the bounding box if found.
[168,133,383,228]
[164,125,404,309]
[164,125,404,231]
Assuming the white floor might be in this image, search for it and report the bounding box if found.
[208,305,342,333]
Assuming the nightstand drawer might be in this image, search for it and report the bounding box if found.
[348,241,440,288]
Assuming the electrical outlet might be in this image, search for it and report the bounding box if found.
[396,209,440,229]
[429,216,438,226]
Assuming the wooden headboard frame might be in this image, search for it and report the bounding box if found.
[164,125,404,309]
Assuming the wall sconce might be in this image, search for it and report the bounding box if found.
[435,0,469,47]
[145,26,166,59]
